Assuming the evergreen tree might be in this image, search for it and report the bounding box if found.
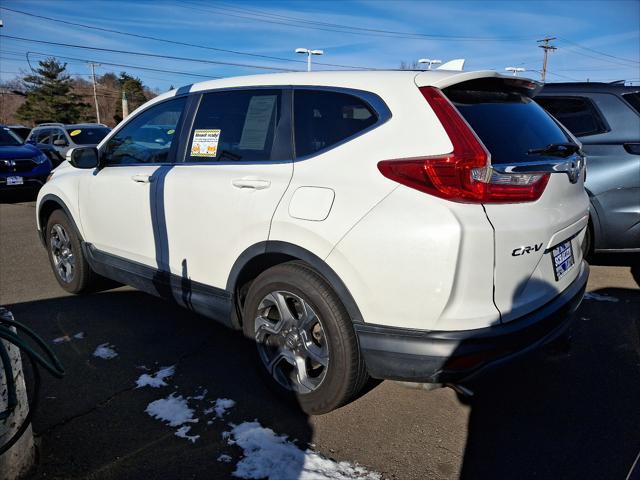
[16,58,90,124]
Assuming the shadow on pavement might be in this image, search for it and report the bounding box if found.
[0,188,39,204]
[459,286,640,480]
[588,252,640,268]
[8,290,312,480]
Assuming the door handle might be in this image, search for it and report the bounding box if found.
[232,178,271,190]
[131,174,152,183]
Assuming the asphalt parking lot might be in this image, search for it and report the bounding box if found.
[1,193,639,480]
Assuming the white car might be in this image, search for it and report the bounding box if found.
[36,70,589,414]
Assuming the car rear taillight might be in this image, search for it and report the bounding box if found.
[377,86,550,203]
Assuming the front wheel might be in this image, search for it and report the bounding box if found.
[45,209,95,293]
[243,262,370,414]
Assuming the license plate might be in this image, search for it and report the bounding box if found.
[551,240,575,281]
[6,176,23,186]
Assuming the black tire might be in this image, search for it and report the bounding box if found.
[45,209,95,294]
[243,261,370,414]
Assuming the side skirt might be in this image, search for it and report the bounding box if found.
[83,243,235,328]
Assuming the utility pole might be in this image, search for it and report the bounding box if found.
[537,37,557,83]
[88,62,101,124]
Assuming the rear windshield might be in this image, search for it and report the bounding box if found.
[67,127,110,145]
[444,82,573,164]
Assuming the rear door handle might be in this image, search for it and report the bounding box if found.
[232,178,271,190]
[131,174,152,183]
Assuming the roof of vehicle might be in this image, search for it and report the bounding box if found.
[137,69,538,115]
[33,123,110,129]
[538,81,640,95]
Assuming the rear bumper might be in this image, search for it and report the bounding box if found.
[356,261,589,383]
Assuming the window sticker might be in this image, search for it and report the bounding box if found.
[190,129,221,157]
[70,129,82,136]
[238,95,276,150]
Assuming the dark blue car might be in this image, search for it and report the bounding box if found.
[0,125,52,190]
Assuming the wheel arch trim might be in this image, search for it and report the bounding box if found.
[227,241,364,324]
[37,194,84,247]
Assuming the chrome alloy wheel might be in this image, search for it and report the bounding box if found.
[49,224,75,283]
[254,291,329,393]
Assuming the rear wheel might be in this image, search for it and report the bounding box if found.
[243,261,370,414]
[45,210,95,293]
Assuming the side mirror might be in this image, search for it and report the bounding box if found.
[53,139,68,147]
[68,147,99,169]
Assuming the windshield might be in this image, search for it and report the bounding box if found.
[444,83,573,164]
[67,127,110,145]
[0,127,24,147]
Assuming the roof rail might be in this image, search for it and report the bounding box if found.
[36,122,64,127]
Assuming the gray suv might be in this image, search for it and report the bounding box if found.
[27,123,111,162]
[536,82,640,255]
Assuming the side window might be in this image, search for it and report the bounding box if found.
[294,90,377,157]
[622,92,640,115]
[103,97,186,165]
[187,89,282,162]
[535,96,608,137]
[34,129,52,144]
[51,129,68,146]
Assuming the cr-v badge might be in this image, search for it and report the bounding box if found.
[512,244,543,256]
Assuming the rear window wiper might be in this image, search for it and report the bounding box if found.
[528,143,580,157]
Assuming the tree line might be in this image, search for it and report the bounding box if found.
[0,58,159,127]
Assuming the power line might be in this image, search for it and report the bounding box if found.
[25,51,219,79]
[557,36,639,65]
[0,6,370,70]
[0,34,297,72]
[560,46,640,68]
[184,1,536,41]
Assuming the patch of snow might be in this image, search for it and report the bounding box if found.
[73,332,85,339]
[190,389,208,401]
[53,335,71,344]
[175,425,200,443]
[214,398,236,418]
[217,453,232,463]
[145,394,198,427]
[136,365,176,388]
[228,421,381,480]
[584,292,619,302]
[93,343,118,359]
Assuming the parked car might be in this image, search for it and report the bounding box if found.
[36,71,589,413]
[535,82,640,254]
[0,125,52,190]
[6,125,31,142]
[27,123,111,162]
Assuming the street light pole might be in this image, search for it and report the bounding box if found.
[505,67,525,76]
[418,58,442,70]
[295,48,324,72]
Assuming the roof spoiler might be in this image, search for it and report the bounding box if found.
[436,59,465,71]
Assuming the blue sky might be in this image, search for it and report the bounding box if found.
[0,0,638,91]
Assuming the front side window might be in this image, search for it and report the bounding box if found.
[33,129,52,144]
[293,90,377,158]
[103,97,186,165]
[187,89,282,162]
[535,96,608,137]
[51,129,68,146]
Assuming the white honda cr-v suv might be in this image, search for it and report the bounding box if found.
[37,70,589,414]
